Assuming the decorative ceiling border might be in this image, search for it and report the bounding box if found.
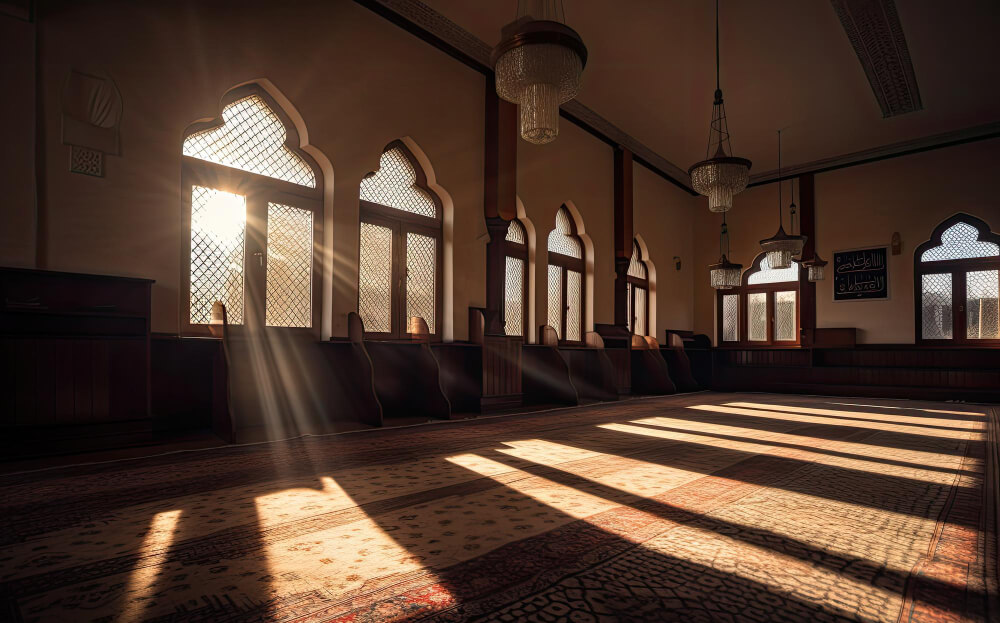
[830,0,922,118]
[748,121,1000,186]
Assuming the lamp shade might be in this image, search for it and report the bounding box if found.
[760,224,807,270]
[689,155,752,213]
[803,253,828,282]
[709,254,743,289]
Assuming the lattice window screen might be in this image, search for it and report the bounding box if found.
[506,220,525,243]
[505,256,525,337]
[183,95,316,188]
[548,209,582,259]
[627,282,634,333]
[921,273,952,340]
[634,286,647,336]
[567,269,582,342]
[265,203,313,328]
[966,270,999,339]
[722,294,739,342]
[775,290,796,341]
[358,222,393,333]
[189,186,246,324]
[748,257,799,284]
[922,222,999,262]
[406,233,437,334]
[548,264,563,338]
[360,147,437,218]
[628,244,647,279]
[748,292,768,341]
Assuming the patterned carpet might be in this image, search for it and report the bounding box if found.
[0,392,995,622]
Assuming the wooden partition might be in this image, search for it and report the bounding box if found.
[151,335,222,433]
[522,326,578,405]
[595,323,631,396]
[559,333,619,402]
[630,335,676,395]
[468,308,522,412]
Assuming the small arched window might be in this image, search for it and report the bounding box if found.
[181,85,322,335]
[627,240,649,336]
[718,254,799,346]
[504,219,529,337]
[547,206,585,343]
[357,141,443,339]
[915,214,1000,343]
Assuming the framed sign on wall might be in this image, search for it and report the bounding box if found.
[833,246,889,301]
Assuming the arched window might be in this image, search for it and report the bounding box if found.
[357,141,443,338]
[181,85,322,335]
[547,206,585,343]
[504,219,529,337]
[718,254,800,346]
[627,240,649,336]
[915,214,1000,344]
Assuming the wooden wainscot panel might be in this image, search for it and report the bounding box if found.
[630,335,676,395]
[522,326,578,406]
[595,323,631,396]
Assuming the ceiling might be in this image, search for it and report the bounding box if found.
[420,0,1000,180]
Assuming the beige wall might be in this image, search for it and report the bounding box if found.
[0,14,36,268]
[694,139,1000,344]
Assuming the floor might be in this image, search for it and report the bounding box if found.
[0,392,994,622]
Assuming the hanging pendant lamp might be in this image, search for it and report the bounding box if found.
[689,0,751,212]
[492,0,587,145]
[803,253,828,282]
[709,213,742,289]
[759,130,806,269]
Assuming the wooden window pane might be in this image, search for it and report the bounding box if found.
[265,203,313,328]
[505,255,525,337]
[921,273,953,340]
[360,147,437,218]
[966,269,999,339]
[189,185,246,325]
[722,294,739,342]
[775,290,796,341]
[358,222,393,333]
[406,232,437,334]
[548,264,563,339]
[748,292,768,341]
[567,269,582,341]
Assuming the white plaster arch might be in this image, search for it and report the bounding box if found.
[633,233,657,339]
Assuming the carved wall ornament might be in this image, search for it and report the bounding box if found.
[62,69,122,176]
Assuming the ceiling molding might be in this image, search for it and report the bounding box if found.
[353,0,695,193]
[748,121,1000,186]
[830,0,922,118]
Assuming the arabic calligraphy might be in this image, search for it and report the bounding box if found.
[834,248,889,300]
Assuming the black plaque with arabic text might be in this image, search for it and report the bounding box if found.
[833,247,889,301]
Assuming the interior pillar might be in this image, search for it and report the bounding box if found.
[483,81,517,336]
[799,173,817,341]
[613,146,634,328]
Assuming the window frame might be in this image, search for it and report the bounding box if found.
[546,207,586,345]
[716,253,801,347]
[914,213,1000,346]
[180,84,323,337]
[627,240,649,336]
[357,141,444,341]
[504,219,529,338]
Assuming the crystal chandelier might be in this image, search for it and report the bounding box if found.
[492,0,587,145]
[759,130,806,269]
[709,213,742,289]
[688,0,751,212]
[803,253,828,281]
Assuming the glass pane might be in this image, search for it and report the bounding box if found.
[921,222,999,262]
[358,222,393,333]
[775,290,797,341]
[189,185,246,325]
[567,269,582,341]
[265,203,313,328]
[626,282,633,333]
[748,292,767,341]
[505,255,525,337]
[748,256,799,284]
[547,209,582,258]
[722,294,739,342]
[634,286,647,336]
[506,220,525,243]
[406,233,437,334]
[921,273,953,340]
[182,95,316,188]
[359,147,436,218]
[966,270,999,339]
[628,243,647,279]
[548,264,563,339]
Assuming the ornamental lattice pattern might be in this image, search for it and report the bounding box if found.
[360,147,437,218]
[921,222,999,262]
[775,290,797,341]
[628,244,647,279]
[634,286,647,336]
[265,203,313,328]
[548,209,582,259]
[506,220,525,244]
[358,222,393,333]
[548,265,563,339]
[921,273,952,340]
[567,269,582,342]
[966,269,999,340]
[748,257,799,284]
[748,292,767,341]
[722,294,739,342]
[189,186,246,325]
[406,233,436,334]
[183,95,316,188]
[505,256,525,337]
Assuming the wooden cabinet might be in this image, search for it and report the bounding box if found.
[0,268,153,457]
